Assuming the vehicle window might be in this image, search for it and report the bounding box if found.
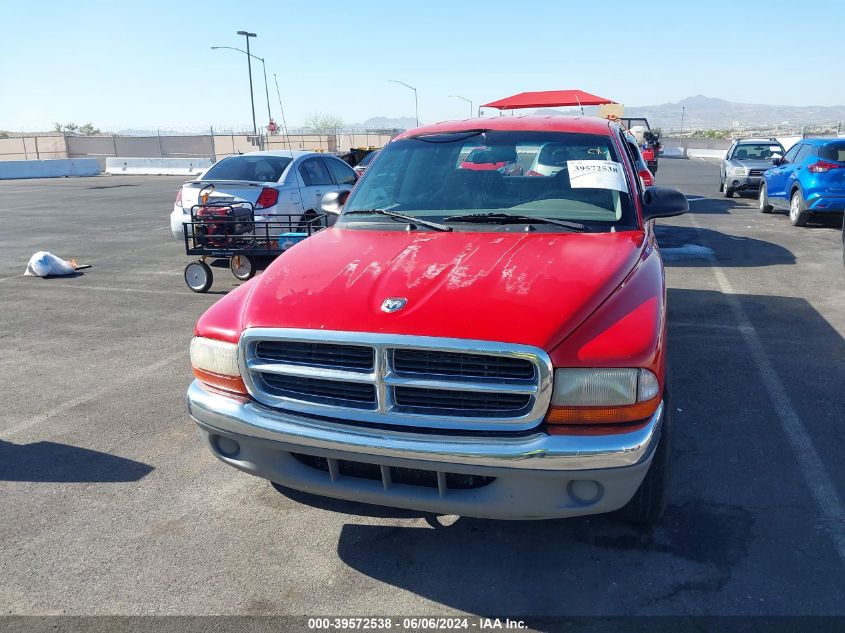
[731,144,784,160]
[781,144,801,164]
[299,158,333,186]
[358,151,378,167]
[794,145,813,163]
[619,133,646,194]
[203,155,291,182]
[342,130,637,231]
[325,157,357,185]
[819,142,845,162]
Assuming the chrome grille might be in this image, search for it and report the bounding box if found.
[392,348,535,380]
[749,169,765,177]
[393,386,532,415]
[240,328,553,431]
[255,341,374,371]
[261,373,376,408]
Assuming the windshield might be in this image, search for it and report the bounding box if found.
[203,155,292,182]
[731,144,783,161]
[342,130,637,231]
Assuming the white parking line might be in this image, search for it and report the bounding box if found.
[688,214,845,564]
[1,351,186,438]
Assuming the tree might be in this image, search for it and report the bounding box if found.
[78,123,101,136]
[303,112,345,134]
[52,122,101,135]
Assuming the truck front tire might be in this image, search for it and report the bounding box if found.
[614,389,673,526]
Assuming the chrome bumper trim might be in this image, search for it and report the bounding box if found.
[187,381,663,471]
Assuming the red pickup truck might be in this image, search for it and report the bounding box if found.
[186,116,688,524]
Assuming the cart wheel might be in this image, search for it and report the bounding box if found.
[184,261,213,293]
[230,255,256,281]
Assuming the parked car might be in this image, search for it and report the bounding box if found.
[758,138,845,226]
[720,138,785,198]
[353,149,379,178]
[186,116,688,524]
[169,150,357,241]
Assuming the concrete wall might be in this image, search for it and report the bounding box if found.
[105,157,214,176]
[0,158,100,179]
[0,135,69,161]
[2,132,397,163]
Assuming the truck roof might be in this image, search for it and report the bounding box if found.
[396,115,614,139]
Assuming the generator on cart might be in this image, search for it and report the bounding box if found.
[192,202,255,247]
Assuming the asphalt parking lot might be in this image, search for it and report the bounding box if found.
[1,160,844,618]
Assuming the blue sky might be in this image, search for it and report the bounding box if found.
[2,0,843,132]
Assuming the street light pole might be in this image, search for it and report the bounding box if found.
[236,30,257,137]
[210,46,272,127]
[388,79,418,127]
[680,106,686,136]
[449,94,473,118]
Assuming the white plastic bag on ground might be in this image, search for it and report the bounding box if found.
[24,251,77,277]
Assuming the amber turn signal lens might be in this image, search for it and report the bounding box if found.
[545,395,661,425]
[192,367,248,395]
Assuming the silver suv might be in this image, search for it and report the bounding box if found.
[720,138,785,198]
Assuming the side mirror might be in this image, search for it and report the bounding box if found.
[321,190,350,215]
[641,186,688,221]
[772,157,781,166]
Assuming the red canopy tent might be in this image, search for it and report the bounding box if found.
[481,90,616,111]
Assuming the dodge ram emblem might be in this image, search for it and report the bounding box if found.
[381,297,407,313]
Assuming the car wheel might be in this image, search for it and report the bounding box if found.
[789,189,809,227]
[614,389,673,526]
[718,178,724,193]
[229,255,256,281]
[184,261,213,293]
[759,182,773,213]
[723,181,734,198]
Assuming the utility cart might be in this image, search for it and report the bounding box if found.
[181,200,325,293]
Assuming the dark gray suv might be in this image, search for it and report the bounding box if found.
[720,138,785,198]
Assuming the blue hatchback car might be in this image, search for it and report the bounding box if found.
[759,138,845,226]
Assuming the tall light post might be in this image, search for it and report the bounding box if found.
[211,45,272,126]
[388,79,418,127]
[449,94,473,118]
[680,106,686,136]
[236,30,257,136]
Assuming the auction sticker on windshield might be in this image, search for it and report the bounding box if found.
[567,160,626,191]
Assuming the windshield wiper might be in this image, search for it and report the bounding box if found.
[343,209,452,232]
[443,212,586,232]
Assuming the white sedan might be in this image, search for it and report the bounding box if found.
[169,150,357,241]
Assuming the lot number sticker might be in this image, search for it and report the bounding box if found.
[567,160,626,191]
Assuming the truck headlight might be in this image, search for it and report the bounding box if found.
[546,368,661,424]
[728,165,748,176]
[190,337,247,395]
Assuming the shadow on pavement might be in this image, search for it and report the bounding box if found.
[683,198,751,215]
[291,288,845,616]
[655,224,795,267]
[0,439,153,482]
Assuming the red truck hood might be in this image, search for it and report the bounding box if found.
[243,228,645,350]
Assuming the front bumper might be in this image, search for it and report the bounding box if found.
[726,174,763,190]
[188,381,663,519]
